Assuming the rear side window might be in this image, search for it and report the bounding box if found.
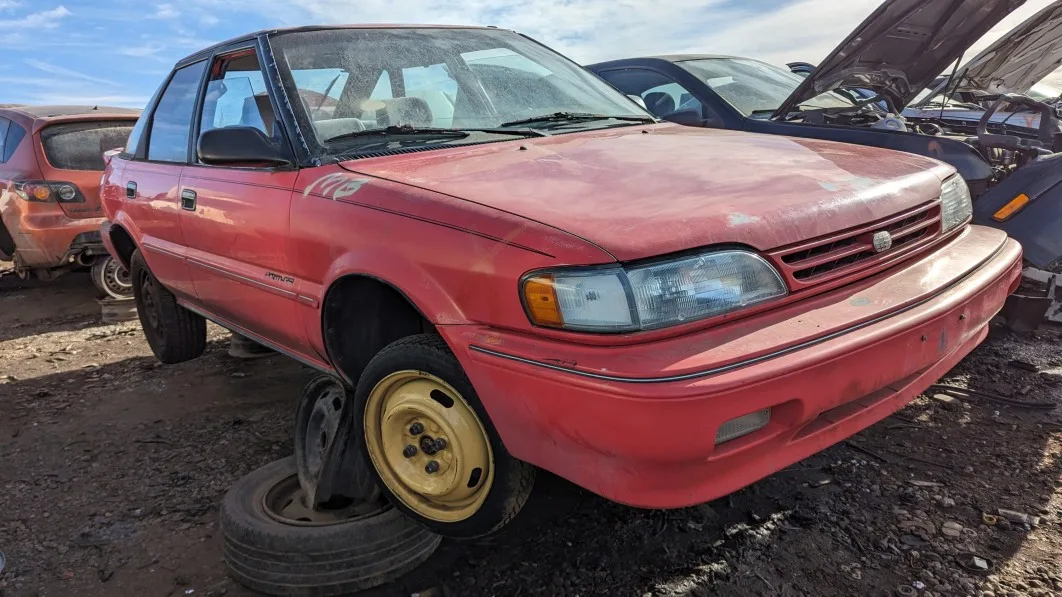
[3,121,25,163]
[40,121,136,171]
[148,60,207,162]
[0,118,9,162]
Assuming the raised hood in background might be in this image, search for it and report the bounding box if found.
[950,0,1062,97]
[773,0,1024,119]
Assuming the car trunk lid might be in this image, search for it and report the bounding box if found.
[338,125,954,262]
[36,119,136,219]
[772,0,1024,118]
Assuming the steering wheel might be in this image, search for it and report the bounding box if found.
[975,94,1059,154]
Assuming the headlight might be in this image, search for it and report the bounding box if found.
[522,250,787,332]
[940,175,972,232]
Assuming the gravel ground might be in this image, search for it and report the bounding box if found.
[0,269,1060,597]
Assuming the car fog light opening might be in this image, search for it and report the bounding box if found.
[715,409,771,445]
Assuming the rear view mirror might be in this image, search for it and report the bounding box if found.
[198,127,291,167]
[661,108,706,127]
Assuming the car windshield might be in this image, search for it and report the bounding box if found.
[676,58,855,117]
[1028,82,1061,102]
[268,28,650,152]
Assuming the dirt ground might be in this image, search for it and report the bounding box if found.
[1,269,1060,597]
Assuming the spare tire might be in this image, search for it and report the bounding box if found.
[220,457,440,596]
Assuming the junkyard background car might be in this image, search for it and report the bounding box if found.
[0,104,139,298]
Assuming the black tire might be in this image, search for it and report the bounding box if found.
[91,255,134,299]
[130,250,206,364]
[220,457,440,596]
[353,334,536,538]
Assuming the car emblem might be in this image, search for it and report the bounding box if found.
[872,231,893,253]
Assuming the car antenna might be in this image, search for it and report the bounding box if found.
[939,51,965,121]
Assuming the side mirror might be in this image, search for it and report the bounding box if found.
[627,94,647,109]
[661,108,706,127]
[198,126,291,167]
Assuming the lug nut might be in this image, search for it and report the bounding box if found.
[425,460,440,474]
[402,445,417,458]
[434,438,447,451]
[409,422,425,436]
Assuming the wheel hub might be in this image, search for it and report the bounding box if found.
[103,259,132,296]
[365,371,494,522]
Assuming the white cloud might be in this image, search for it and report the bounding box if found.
[0,0,21,11]
[25,59,117,86]
[0,5,71,29]
[178,0,1058,69]
[119,43,167,58]
[153,3,179,19]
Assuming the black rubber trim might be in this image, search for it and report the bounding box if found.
[470,240,1008,384]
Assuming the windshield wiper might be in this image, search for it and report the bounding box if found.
[325,124,548,144]
[499,112,655,127]
[325,125,470,144]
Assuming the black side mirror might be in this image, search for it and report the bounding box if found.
[661,108,706,127]
[198,126,291,167]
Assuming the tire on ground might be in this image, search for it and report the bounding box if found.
[353,333,536,538]
[130,250,206,364]
[220,457,440,596]
[91,255,133,299]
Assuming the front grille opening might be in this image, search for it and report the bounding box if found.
[782,237,859,265]
[793,250,876,280]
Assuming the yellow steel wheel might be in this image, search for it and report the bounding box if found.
[363,370,494,522]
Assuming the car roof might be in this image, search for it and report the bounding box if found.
[1,105,141,119]
[587,54,746,69]
[177,24,502,65]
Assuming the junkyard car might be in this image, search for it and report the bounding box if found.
[589,0,1062,271]
[102,24,1022,539]
[0,105,139,298]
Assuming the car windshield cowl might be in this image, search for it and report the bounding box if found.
[499,112,657,128]
[325,124,550,145]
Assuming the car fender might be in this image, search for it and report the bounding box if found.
[973,152,1062,269]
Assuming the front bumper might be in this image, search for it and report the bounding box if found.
[440,226,1023,508]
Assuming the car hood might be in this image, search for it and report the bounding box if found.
[339,125,953,262]
[773,0,1024,119]
[950,0,1062,97]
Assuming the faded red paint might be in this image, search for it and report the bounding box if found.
[0,106,139,273]
[103,116,1021,507]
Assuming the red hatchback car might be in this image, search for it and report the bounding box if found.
[0,105,139,298]
[101,25,1022,538]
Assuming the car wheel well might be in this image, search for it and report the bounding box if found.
[108,225,137,269]
[322,275,434,385]
[0,222,15,258]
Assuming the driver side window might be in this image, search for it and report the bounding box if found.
[199,50,275,140]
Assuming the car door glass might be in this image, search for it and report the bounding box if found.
[597,69,702,119]
[4,122,25,162]
[148,60,208,162]
[199,51,275,141]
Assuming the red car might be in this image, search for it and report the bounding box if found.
[0,105,139,298]
[100,25,1022,539]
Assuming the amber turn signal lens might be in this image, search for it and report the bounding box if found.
[992,194,1030,222]
[523,275,564,327]
[31,185,51,201]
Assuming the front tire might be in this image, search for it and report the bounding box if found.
[130,250,206,364]
[91,255,133,299]
[354,334,535,538]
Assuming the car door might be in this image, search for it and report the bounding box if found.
[177,45,306,354]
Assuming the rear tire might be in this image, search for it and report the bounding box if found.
[221,457,440,596]
[130,250,205,364]
[91,255,133,299]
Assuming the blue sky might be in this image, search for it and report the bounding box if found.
[0,0,1055,109]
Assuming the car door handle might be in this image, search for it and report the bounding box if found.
[126,181,137,199]
[181,189,197,211]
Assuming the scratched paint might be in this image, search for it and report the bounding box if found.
[303,172,369,200]
[727,213,761,226]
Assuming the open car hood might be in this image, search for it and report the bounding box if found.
[773,0,1025,119]
[950,0,1062,97]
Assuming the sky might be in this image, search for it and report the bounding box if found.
[0,0,1058,109]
